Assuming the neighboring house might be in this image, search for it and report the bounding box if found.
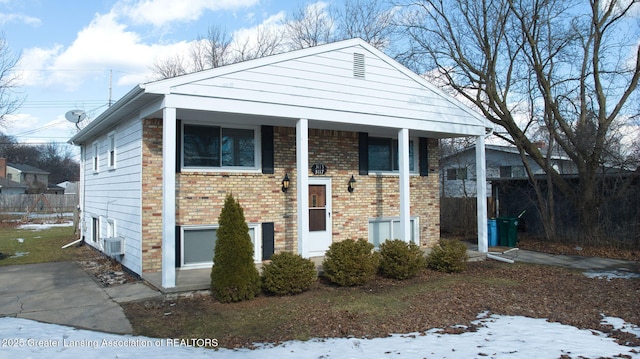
[4,162,50,193]
[440,144,577,198]
[46,184,65,194]
[0,177,27,194]
[57,181,79,195]
[0,158,40,194]
[69,39,491,291]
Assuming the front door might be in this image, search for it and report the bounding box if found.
[307,177,332,256]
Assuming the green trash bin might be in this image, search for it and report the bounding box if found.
[497,217,518,247]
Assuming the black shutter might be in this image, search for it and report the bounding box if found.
[176,120,182,173]
[261,126,275,174]
[359,132,368,175]
[419,137,429,177]
[175,226,181,268]
[262,222,275,260]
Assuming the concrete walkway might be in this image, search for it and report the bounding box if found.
[469,243,640,274]
[0,262,161,334]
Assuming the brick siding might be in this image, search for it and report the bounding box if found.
[140,121,440,272]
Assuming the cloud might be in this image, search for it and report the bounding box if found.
[114,0,259,27]
[0,12,41,26]
[16,11,194,91]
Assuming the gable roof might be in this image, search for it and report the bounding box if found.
[8,163,49,175]
[70,38,490,144]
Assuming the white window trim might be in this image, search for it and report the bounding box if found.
[107,132,116,170]
[367,137,419,176]
[181,122,262,173]
[92,142,99,173]
[180,223,261,269]
[368,216,420,248]
[106,218,116,238]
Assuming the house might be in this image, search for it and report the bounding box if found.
[56,181,79,195]
[441,144,577,198]
[1,160,50,194]
[0,158,29,194]
[69,39,492,291]
[0,177,27,194]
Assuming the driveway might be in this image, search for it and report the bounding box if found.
[0,261,159,334]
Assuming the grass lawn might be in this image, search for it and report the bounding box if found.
[0,222,84,265]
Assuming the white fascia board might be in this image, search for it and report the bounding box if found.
[164,94,486,137]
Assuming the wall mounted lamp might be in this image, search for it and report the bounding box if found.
[348,175,356,193]
[281,173,290,193]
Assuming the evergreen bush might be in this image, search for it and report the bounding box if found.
[378,239,426,280]
[322,238,379,286]
[426,239,468,273]
[210,194,261,302]
[261,252,317,296]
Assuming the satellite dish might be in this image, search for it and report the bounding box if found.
[65,109,86,123]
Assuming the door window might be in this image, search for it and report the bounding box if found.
[309,184,326,232]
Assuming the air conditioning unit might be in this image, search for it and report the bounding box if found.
[103,237,125,256]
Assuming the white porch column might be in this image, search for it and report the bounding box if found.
[398,128,411,242]
[162,107,177,288]
[476,135,488,253]
[296,119,309,257]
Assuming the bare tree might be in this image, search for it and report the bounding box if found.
[150,54,187,80]
[286,3,334,49]
[232,24,285,62]
[333,0,397,49]
[191,25,232,71]
[0,32,23,127]
[398,0,640,243]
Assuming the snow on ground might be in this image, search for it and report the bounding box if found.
[0,313,638,359]
[16,221,73,231]
[584,270,640,280]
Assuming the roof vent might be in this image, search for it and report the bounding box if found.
[353,53,365,79]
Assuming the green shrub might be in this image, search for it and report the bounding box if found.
[322,238,379,286]
[426,239,468,273]
[378,239,426,280]
[261,252,317,296]
[210,194,261,303]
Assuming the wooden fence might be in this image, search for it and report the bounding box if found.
[0,194,79,213]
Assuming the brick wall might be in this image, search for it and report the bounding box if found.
[141,119,164,272]
[140,122,440,272]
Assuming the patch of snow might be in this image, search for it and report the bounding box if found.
[9,252,29,258]
[17,222,73,231]
[602,316,640,338]
[584,270,640,280]
[0,314,638,358]
[13,238,25,243]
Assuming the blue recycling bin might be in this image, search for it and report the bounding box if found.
[487,219,498,247]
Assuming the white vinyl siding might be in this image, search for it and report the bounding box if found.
[165,44,485,136]
[82,117,143,274]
